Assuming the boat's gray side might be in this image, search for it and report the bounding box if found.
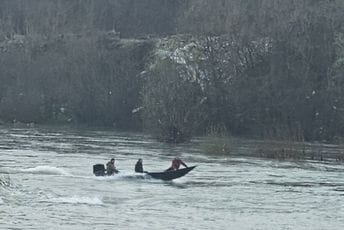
[146,166,196,180]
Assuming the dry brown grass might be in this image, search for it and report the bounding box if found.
[200,135,232,155]
[200,125,232,155]
[255,124,307,160]
[255,140,306,160]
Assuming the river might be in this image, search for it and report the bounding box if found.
[0,126,344,229]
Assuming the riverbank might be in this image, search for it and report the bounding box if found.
[1,30,344,143]
[2,123,344,162]
[199,135,344,162]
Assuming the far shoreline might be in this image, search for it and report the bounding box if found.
[1,123,344,163]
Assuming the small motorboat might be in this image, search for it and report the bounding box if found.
[146,166,196,180]
[93,164,196,180]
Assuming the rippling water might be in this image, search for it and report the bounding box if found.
[1,126,344,229]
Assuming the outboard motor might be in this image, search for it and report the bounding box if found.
[93,164,105,176]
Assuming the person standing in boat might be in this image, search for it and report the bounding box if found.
[106,158,119,175]
[166,157,188,171]
[135,158,144,173]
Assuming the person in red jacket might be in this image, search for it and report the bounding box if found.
[166,157,188,171]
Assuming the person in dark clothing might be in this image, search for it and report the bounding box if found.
[135,158,144,173]
[106,158,119,175]
[166,157,188,171]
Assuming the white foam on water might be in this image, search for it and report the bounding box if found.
[93,171,146,181]
[20,166,70,176]
[49,196,103,205]
[94,174,122,181]
[0,174,11,187]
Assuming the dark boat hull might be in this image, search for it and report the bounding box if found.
[146,166,196,180]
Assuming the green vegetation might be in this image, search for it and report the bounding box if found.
[0,34,153,128]
[1,1,344,143]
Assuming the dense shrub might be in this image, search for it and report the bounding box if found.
[142,58,203,142]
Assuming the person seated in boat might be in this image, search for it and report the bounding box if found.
[166,157,188,171]
[106,158,119,175]
[135,158,144,173]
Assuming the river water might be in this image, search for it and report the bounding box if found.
[0,126,343,230]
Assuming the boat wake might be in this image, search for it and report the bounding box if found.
[94,172,148,181]
[48,195,103,205]
[19,166,70,176]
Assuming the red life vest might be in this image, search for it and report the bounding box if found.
[172,159,181,170]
